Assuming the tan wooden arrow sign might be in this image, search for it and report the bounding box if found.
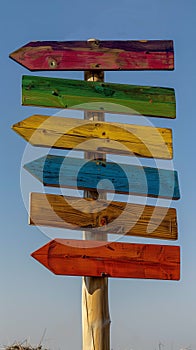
[30,192,178,240]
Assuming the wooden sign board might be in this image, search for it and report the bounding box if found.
[31,239,180,280]
[12,115,173,159]
[22,75,176,118]
[24,155,180,199]
[30,192,178,240]
[10,40,174,71]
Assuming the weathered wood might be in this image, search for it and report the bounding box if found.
[30,192,178,240]
[22,75,176,118]
[31,239,180,280]
[24,155,180,200]
[82,69,110,350]
[9,40,174,71]
[12,115,173,159]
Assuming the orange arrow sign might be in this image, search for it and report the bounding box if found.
[32,239,180,280]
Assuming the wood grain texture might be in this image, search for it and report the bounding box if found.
[82,69,110,350]
[22,75,176,118]
[9,40,174,71]
[24,155,180,200]
[12,115,173,159]
[30,192,178,240]
[31,239,180,280]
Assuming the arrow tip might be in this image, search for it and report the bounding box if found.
[31,242,50,269]
[23,157,46,184]
[31,240,60,274]
[9,44,33,71]
[9,50,17,60]
[12,121,21,131]
[12,120,33,143]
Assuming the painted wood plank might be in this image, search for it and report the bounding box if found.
[30,192,178,240]
[31,239,180,280]
[12,115,173,159]
[24,156,180,199]
[22,75,176,119]
[10,40,174,71]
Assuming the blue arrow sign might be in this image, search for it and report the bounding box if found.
[24,155,180,199]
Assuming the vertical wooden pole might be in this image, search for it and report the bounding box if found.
[82,39,111,350]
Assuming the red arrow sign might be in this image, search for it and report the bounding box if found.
[32,239,180,280]
[9,40,174,71]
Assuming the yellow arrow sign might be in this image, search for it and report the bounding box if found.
[12,115,173,159]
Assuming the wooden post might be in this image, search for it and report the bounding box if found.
[82,39,110,350]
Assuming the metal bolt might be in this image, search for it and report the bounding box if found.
[87,38,100,47]
[48,58,57,69]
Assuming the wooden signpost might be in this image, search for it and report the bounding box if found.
[10,39,180,350]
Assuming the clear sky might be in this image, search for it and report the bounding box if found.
[0,0,196,349]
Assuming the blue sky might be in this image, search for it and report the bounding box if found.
[0,0,196,349]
